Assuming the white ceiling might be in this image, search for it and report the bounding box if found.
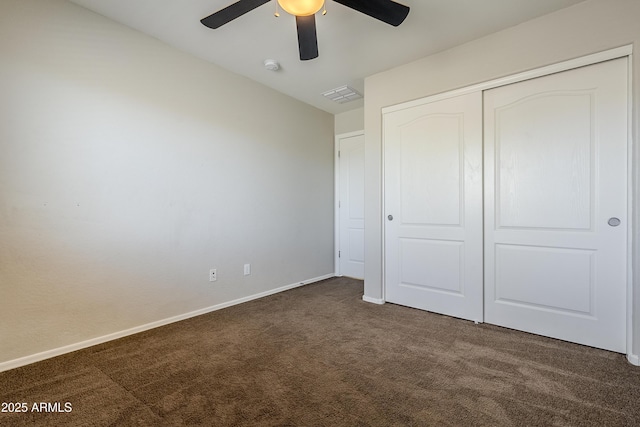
[67,0,586,115]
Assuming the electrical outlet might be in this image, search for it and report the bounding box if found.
[209,268,217,282]
[243,264,251,276]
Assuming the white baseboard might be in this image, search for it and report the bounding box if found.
[362,295,385,305]
[627,352,640,366]
[0,273,335,373]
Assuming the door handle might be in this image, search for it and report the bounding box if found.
[388,215,394,221]
[608,217,621,227]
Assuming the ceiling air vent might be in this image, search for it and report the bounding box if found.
[322,86,363,104]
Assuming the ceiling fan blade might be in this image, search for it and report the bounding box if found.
[296,15,319,61]
[201,0,270,29]
[333,0,409,26]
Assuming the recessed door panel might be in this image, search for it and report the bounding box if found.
[399,239,463,294]
[494,244,594,315]
[348,228,364,263]
[400,115,462,225]
[496,92,593,230]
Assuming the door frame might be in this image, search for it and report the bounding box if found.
[381,45,636,364]
[335,130,365,276]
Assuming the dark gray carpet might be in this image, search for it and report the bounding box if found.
[1,277,639,426]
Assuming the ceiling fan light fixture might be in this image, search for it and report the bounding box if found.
[277,0,324,17]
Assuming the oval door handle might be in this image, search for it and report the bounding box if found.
[388,215,394,221]
[608,217,621,227]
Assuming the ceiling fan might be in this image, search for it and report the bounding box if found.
[201,0,410,61]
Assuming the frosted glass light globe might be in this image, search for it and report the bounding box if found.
[277,0,324,16]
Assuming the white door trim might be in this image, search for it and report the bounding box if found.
[382,45,632,115]
[335,130,365,277]
[626,53,637,366]
[380,45,636,364]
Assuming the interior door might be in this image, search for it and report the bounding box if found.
[484,58,628,352]
[384,92,483,322]
[338,132,365,279]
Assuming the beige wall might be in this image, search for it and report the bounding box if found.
[335,107,364,135]
[0,0,334,367]
[364,0,640,359]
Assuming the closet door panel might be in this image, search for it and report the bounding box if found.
[484,58,628,353]
[384,92,483,322]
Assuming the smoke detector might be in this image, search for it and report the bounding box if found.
[264,59,280,71]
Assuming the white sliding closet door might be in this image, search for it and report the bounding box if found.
[384,92,483,322]
[484,58,628,352]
